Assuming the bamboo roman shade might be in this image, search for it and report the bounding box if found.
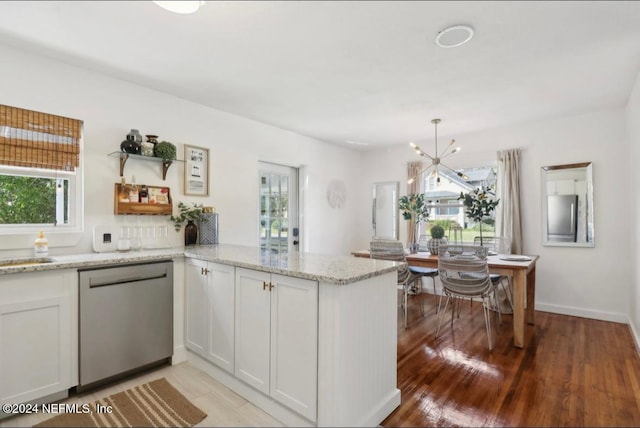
[0,104,82,171]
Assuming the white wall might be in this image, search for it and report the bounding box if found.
[358,109,632,323]
[0,43,361,258]
[1,41,637,332]
[627,70,640,349]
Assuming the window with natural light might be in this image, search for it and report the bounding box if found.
[0,104,83,234]
[420,166,497,241]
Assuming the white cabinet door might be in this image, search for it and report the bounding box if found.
[0,270,76,406]
[234,268,271,395]
[207,263,235,374]
[185,259,235,373]
[234,268,318,421]
[185,258,208,358]
[270,274,318,421]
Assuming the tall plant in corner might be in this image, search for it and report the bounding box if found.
[459,186,500,245]
[398,193,430,253]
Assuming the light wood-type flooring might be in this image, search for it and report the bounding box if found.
[0,362,283,427]
[3,293,640,427]
[382,292,640,427]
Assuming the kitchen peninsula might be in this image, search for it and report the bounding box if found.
[0,245,402,427]
[182,245,402,427]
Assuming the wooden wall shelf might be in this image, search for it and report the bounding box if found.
[114,183,172,215]
[109,152,184,180]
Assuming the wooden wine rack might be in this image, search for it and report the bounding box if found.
[114,183,173,215]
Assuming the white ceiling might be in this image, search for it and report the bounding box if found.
[1,1,640,149]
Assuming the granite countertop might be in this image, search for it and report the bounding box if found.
[184,245,402,285]
[0,248,185,276]
[0,244,401,285]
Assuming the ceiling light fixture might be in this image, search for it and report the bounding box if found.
[344,140,369,146]
[408,118,468,185]
[153,1,205,14]
[435,25,474,48]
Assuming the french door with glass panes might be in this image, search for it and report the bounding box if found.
[259,163,299,255]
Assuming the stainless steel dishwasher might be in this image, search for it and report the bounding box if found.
[78,260,173,391]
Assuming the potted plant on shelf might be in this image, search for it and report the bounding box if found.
[427,224,447,255]
[398,193,430,253]
[154,141,176,161]
[170,202,204,246]
[459,186,500,246]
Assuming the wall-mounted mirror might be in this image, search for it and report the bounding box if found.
[372,181,399,240]
[541,162,594,247]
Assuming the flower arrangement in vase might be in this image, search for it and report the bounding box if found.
[398,193,430,253]
[169,202,205,246]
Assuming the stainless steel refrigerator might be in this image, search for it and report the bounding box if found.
[547,194,578,242]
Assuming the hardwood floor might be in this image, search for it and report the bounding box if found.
[382,293,640,427]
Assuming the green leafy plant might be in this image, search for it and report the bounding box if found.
[169,202,204,232]
[399,193,430,223]
[154,141,176,160]
[398,193,430,245]
[459,186,500,244]
[430,224,445,239]
[0,176,57,224]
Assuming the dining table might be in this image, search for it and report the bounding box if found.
[352,250,539,348]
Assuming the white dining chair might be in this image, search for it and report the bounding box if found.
[370,239,437,327]
[435,244,501,351]
[474,236,513,313]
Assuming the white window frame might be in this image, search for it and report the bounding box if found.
[0,164,83,236]
[418,164,499,236]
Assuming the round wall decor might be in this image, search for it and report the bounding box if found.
[327,179,347,209]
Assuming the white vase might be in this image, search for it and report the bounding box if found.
[428,237,447,255]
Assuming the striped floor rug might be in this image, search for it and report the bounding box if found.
[35,378,206,427]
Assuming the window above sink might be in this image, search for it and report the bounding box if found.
[0,104,84,236]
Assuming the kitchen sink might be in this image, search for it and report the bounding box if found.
[0,257,54,267]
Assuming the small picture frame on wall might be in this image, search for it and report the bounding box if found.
[184,144,209,196]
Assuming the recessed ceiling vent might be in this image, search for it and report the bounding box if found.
[435,25,474,48]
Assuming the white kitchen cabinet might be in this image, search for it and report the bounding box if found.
[206,262,235,373]
[0,269,77,407]
[185,259,208,358]
[235,267,318,422]
[234,268,271,393]
[185,258,235,374]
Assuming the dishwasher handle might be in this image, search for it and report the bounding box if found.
[89,272,168,288]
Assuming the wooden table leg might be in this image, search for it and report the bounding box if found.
[512,269,525,348]
[526,265,536,325]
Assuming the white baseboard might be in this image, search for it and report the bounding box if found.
[187,351,313,427]
[628,317,640,357]
[172,345,187,364]
[356,389,401,427]
[535,302,627,324]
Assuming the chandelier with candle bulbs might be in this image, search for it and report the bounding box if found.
[408,118,468,184]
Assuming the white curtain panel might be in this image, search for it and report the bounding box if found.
[497,149,523,254]
[406,161,423,245]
